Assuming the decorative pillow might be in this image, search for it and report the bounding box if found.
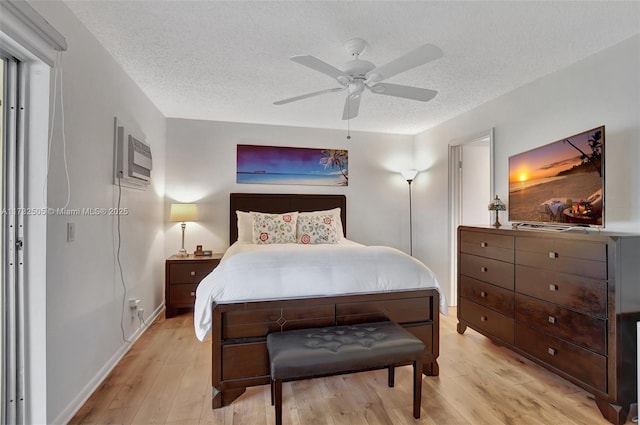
[297,208,344,241]
[251,211,298,244]
[236,210,253,243]
[296,213,339,244]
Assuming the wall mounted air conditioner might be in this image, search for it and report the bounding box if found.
[113,117,152,189]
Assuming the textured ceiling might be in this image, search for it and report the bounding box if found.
[62,1,639,135]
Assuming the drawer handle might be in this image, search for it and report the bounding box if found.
[548,316,556,324]
[480,242,488,248]
[190,271,196,276]
[547,347,556,356]
[549,251,558,259]
[480,267,488,272]
[480,316,488,322]
[190,291,196,297]
[480,291,487,298]
[549,284,558,291]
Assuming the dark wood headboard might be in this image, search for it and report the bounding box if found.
[229,193,347,244]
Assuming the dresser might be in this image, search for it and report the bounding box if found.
[165,254,221,318]
[457,225,640,425]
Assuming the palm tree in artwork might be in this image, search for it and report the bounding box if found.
[319,149,348,183]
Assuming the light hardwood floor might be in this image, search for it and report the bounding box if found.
[70,308,623,425]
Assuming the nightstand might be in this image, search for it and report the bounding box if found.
[165,254,222,318]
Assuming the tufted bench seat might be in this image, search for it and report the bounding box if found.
[267,321,425,425]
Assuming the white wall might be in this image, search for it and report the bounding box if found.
[414,34,640,302]
[29,2,167,423]
[165,119,414,256]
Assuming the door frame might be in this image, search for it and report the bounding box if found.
[448,128,494,306]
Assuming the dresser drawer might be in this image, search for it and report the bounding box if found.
[169,261,217,284]
[459,298,514,344]
[515,323,606,393]
[169,283,198,305]
[460,276,514,317]
[515,250,606,280]
[460,230,514,262]
[516,236,606,262]
[460,253,514,290]
[515,294,606,354]
[516,265,606,317]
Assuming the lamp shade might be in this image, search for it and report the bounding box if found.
[487,195,506,211]
[170,203,198,222]
[401,169,418,181]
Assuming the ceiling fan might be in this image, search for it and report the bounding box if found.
[274,38,443,120]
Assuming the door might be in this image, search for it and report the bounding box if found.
[449,130,494,305]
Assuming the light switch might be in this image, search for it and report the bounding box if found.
[67,222,75,242]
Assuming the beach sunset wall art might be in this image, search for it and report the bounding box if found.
[237,145,348,186]
[508,126,604,226]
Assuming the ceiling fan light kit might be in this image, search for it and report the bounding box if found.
[274,38,443,120]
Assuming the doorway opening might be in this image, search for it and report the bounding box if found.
[448,129,494,305]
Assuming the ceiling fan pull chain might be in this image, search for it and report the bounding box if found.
[347,101,351,140]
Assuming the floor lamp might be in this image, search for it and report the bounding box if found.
[401,170,418,256]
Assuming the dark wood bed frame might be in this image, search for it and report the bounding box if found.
[210,193,440,408]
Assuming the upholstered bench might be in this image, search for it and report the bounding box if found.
[267,321,425,425]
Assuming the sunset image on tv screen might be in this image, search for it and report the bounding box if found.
[508,126,604,226]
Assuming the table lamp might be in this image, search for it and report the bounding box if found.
[170,203,198,257]
[488,195,506,228]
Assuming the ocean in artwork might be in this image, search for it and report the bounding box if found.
[237,145,348,186]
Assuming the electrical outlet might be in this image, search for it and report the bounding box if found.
[137,308,144,320]
[129,298,141,318]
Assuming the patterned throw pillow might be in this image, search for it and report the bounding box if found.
[296,213,339,244]
[251,212,298,244]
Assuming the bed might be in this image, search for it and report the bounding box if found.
[196,193,443,409]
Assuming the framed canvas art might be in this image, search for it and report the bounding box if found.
[237,145,348,186]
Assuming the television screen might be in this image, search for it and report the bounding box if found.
[508,126,604,227]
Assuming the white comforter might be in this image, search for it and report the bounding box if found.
[194,240,446,341]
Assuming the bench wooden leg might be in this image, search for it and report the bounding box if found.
[274,379,283,425]
[413,359,422,419]
[270,379,274,406]
[387,365,395,387]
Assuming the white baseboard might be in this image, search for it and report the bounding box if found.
[51,303,164,425]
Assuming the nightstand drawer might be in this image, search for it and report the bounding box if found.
[166,255,222,318]
[169,262,217,283]
[170,283,198,305]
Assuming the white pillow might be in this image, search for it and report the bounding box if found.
[298,208,344,240]
[236,210,253,243]
[296,213,340,244]
[252,211,298,244]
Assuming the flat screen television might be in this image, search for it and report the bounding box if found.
[508,126,604,227]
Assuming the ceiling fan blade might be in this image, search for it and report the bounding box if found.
[369,83,438,102]
[273,87,346,105]
[366,44,443,82]
[342,94,361,120]
[290,55,350,81]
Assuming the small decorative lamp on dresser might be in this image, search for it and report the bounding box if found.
[165,253,222,318]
